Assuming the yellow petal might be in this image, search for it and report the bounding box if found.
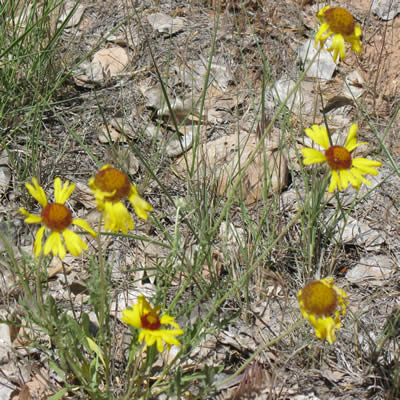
[300,148,327,165]
[329,33,345,62]
[25,178,48,207]
[72,219,97,238]
[315,23,331,46]
[143,331,156,348]
[328,170,340,192]
[54,178,75,204]
[304,125,330,150]
[63,229,88,256]
[128,186,153,220]
[103,201,134,233]
[344,124,358,150]
[138,330,146,344]
[352,158,382,175]
[313,316,337,344]
[350,36,362,54]
[160,314,181,329]
[156,337,164,353]
[44,232,66,259]
[338,169,352,190]
[345,169,361,189]
[349,168,372,186]
[34,226,46,258]
[317,5,330,21]
[20,208,43,224]
[121,307,142,329]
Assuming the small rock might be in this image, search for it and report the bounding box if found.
[346,255,394,285]
[372,0,400,20]
[298,39,336,80]
[69,280,87,295]
[0,325,11,351]
[143,124,161,139]
[335,216,385,250]
[166,131,193,157]
[0,166,11,195]
[269,77,320,116]
[58,1,86,28]
[343,70,364,99]
[140,86,164,109]
[147,12,185,35]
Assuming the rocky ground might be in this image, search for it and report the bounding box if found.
[0,0,400,398]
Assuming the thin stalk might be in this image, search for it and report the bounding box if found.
[95,215,111,386]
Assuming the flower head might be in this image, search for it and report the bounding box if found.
[121,295,184,353]
[301,124,382,192]
[19,178,96,259]
[315,6,362,62]
[298,278,347,344]
[89,165,153,233]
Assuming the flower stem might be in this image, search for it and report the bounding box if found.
[95,215,111,385]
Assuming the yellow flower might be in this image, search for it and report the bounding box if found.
[19,178,96,259]
[298,278,347,344]
[89,165,153,233]
[301,124,382,193]
[315,6,362,62]
[121,295,184,353]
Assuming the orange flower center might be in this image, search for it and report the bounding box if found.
[94,167,131,201]
[323,7,355,36]
[141,311,161,330]
[41,203,73,232]
[325,146,352,170]
[301,281,337,316]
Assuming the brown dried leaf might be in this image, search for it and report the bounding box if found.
[17,384,31,400]
[98,124,121,143]
[72,182,96,209]
[89,47,129,82]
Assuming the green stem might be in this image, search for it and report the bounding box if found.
[123,344,146,400]
[209,47,322,240]
[151,194,310,393]
[95,216,110,386]
[35,253,47,320]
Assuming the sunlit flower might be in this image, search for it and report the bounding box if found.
[298,278,347,344]
[301,124,382,192]
[121,295,184,353]
[315,6,362,62]
[89,165,153,233]
[19,178,96,259]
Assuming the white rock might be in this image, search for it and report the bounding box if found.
[298,39,336,80]
[147,13,185,35]
[166,131,193,157]
[346,255,394,285]
[372,0,400,20]
[343,70,364,99]
[335,216,385,250]
[0,166,10,195]
[269,77,318,116]
[0,378,13,400]
[58,1,86,28]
